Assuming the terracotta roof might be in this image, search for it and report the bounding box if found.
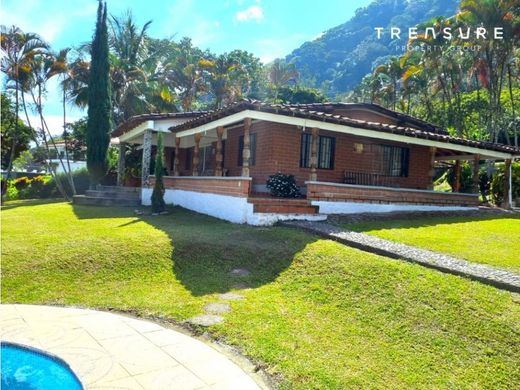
[112,111,207,137]
[170,100,520,156]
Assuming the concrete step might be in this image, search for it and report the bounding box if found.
[97,185,141,193]
[248,197,310,206]
[253,204,319,214]
[85,190,140,200]
[73,195,140,207]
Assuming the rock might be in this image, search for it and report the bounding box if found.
[187,314,223,326]
[219,292,244,301]
[230,268,250,277]
[203,303,231,314]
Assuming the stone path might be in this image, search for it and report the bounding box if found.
[187,269,247,327]
[283,221,520,293]
[1,304,264,389]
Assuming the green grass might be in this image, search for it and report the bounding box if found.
[340,215,520,274]
[2,200,520,389]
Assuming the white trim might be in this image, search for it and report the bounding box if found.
[305,180,478,197]
[118,120,154,142]
[174,110,515,159]
[311,201,479,214]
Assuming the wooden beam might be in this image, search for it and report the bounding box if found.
[174,137,180,176]
[472,154,480,194]
[309,128,319,181]
[215,126,224,176]
[192,133,201,176]
[241,118,252,177]
[454,160,461,193]
[428,147,437,190]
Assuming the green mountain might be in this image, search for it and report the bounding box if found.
[285,0,459,95]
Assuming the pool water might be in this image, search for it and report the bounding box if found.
[1,342,83,390]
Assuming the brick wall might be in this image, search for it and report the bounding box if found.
[148,176,251,197]
[306,182,479,207]
[223,121,432,190]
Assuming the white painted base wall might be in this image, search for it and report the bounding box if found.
[311,200,479,214]
[141,188,327,226]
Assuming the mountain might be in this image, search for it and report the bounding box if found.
[285,0,459,95]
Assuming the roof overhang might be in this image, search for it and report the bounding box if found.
[173,109,517,160]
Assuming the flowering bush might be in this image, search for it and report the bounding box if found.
[266,173,301,198]
[13,176,31,190]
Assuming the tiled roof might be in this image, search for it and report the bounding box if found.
[170,100,520,156]
[112,111,207,137]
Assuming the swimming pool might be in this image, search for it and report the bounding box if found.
[1,342,83,390]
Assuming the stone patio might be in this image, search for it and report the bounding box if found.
[1,304,265,389]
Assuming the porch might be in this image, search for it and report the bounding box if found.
[113,102,517,225]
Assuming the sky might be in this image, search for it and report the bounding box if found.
[1,0,372,133]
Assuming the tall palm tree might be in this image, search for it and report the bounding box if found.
[266,59,299,100]
[203,53,245,109]
[0,25,47,193]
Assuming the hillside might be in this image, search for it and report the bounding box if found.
[285,0,459,95]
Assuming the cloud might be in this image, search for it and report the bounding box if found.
[255,34,307,64]
[235,5,264,23]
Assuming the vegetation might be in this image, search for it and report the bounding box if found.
[341,215,520,273]
[2,201,519,389]
[86,1,112,187]
[151,133,166,214]
[266,173,302,198]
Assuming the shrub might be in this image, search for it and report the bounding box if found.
[13,176,32,191]
[151,133,166,213]
[266,173,301,198]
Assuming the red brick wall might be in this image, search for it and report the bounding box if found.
[307,182,479,207]
[148,176,251,197]
[223,121,432,190]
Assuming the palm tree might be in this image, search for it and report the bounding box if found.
[0,25,47,194]
[162,38,206,111]
[374,57,403,111]
[202,53,244,108]
[266,59,299,100]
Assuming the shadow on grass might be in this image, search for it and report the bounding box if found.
[72,204,316,296]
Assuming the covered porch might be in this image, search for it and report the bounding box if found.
[113,104,517,225]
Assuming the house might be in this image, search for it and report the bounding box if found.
[112,100,519,225]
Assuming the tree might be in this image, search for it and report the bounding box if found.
[266,59,299,100]
[275,86,327,104]
[151,133,166,214]
[0,25,47,192]
[86,1,112,186]
[0,94,33,170]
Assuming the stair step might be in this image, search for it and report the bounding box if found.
[85,190,140,199]
[73,195,140,207]
[248,197,309,206]
[97,185,141,193]
[253,205,318,214]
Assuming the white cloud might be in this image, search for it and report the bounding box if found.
[235,5,264,23]
[256,34,307,64]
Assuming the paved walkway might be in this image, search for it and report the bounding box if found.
[283,221,520,293]
[1,304,264,390]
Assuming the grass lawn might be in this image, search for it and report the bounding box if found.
[339,215,520,274]
[2,200,520,389]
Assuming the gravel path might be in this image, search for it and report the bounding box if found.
[283,221,520,293]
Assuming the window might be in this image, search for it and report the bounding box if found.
[185,148,192,170]
[381,145,409,177]
[300,133,335,169]
[238,133,256,166]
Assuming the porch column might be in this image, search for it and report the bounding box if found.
[471,154,480,194]
[192,133,201,176]
[241,118,252,177]
[141,129,152,186]
[309,127,319,181]
[427,147,436,190]
[215,126,224,176]
[503,158,512,209]
[117,142,126,186]
[173,137,180,176]
[453,160,461,192]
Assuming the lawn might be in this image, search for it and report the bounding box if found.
[2,201,520,389]
[339,215,520,274]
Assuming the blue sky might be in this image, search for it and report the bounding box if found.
[2,0,372,132]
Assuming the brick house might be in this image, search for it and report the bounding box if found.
[112,100,519,225]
